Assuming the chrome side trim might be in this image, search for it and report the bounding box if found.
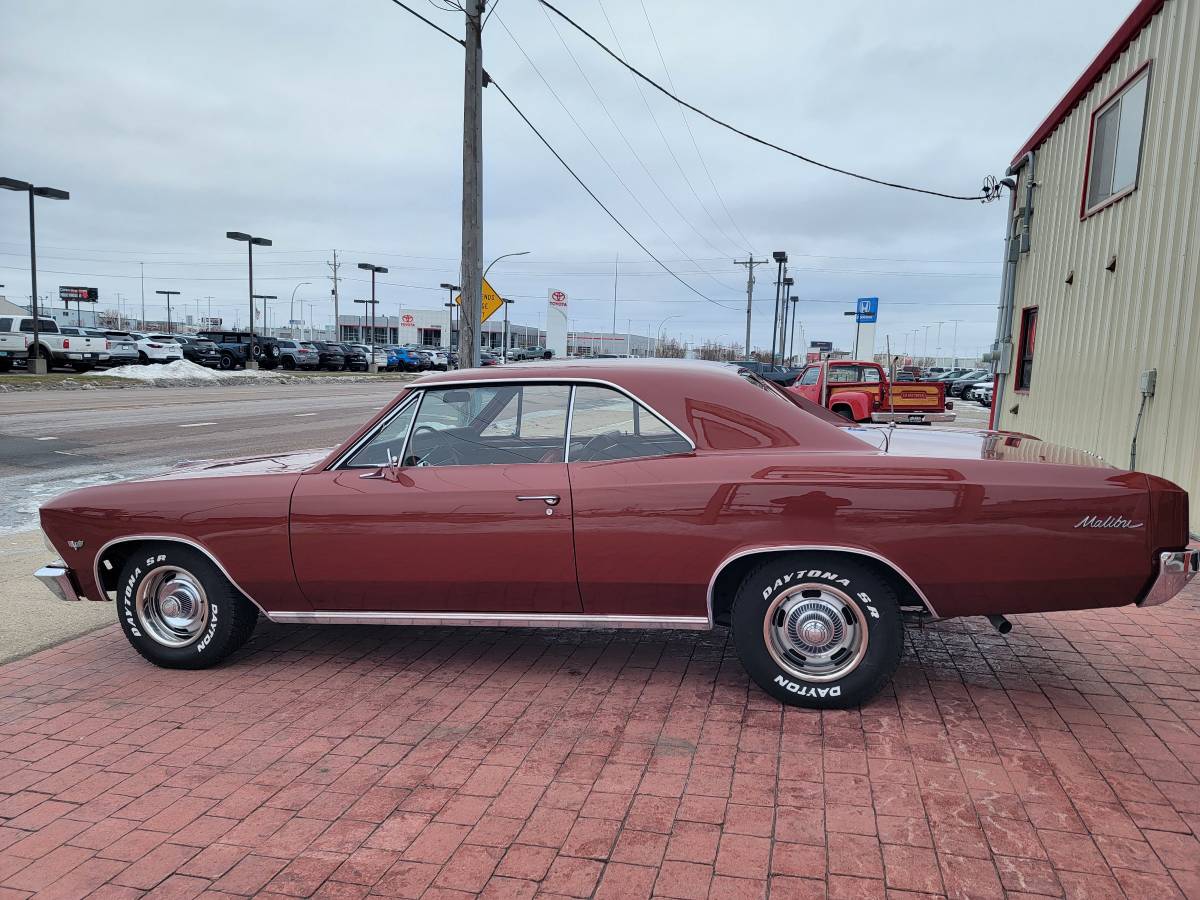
[265,610,711,629]
[564,384,577,463]
[1138,549,1199,607]
[35,561,83,602]
[92,535,270,616]
[706,544,940,621]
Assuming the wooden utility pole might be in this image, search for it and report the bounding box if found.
[734,256,766,357]
[459,0,485,368]
[327,250,341,342]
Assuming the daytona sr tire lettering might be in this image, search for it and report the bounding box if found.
[732,553,904,709]
[115,542,258,669]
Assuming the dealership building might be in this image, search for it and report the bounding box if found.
[992,0,1200,534]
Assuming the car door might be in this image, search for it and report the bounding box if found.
[794,365,821,403]
[290,382,582,614]
[563,384,702,617]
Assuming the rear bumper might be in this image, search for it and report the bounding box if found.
[1139,549,1200,607]
[35,560,85,602]
[871,411,956,424]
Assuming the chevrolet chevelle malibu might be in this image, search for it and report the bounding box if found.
[36,360,1198,707]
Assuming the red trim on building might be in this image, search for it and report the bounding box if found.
[1009,0,1164,167]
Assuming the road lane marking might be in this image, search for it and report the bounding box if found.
[36,437,58,441]
[178,422,217,428]
[294,413,318,417]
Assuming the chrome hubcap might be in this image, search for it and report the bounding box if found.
[135,567,209,648]
[764,584,868,683]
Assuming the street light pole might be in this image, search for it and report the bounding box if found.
[155,290,180,332]
[1,177,69,374]
[290,282,312,331]
[654,314,682,357]
[226,232,272,369]
[502,298,514,362]
[357,263,388,373]
[788,296,799,363]
[439,282,461,354]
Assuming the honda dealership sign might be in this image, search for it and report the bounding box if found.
[546,289,568,358]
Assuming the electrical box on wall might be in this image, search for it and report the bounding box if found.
[1140,368,1157,397]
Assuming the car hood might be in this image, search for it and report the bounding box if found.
[847,425,1113,468]
[145,448,331,480]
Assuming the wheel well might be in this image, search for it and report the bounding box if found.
[709,548,931,626]
[95,539,147,595]
[830,403,856,419]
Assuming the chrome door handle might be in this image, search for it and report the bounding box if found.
[516,495,560,506]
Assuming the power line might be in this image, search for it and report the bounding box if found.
[496,13,738,293]
[592,0,745,257]
[637,0,754,252]
[538,0,988,202]
[490,80,734,310]
[386,0,464,45]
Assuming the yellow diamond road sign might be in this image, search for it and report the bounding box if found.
[455,279,503,324]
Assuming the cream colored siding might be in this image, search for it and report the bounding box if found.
[998,0,1200,535]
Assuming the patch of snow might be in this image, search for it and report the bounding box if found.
[91,360,268,382]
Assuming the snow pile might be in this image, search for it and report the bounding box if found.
[92,360,267,382]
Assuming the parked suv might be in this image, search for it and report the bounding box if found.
[337,343,369,372]
[386,346,424,372]
[98,330,140,366]
[196,331,282,370]
[128,332,185,365]
[274,339,320,370]
[171,335,221,368]
[309,341,347,371]
[508,346,554,362]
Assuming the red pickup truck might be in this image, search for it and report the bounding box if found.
[787,359,955,425]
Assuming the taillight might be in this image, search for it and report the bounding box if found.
[147,343,163,348]
[106,340,112,350]
[62,338,69,349]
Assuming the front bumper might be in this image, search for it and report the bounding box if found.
[1139,549,1200,607]
[871,411,957,424]
[35,560,85,602]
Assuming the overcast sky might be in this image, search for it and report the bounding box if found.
[1,0,1134,357]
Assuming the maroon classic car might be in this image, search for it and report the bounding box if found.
[36,360,1197,708]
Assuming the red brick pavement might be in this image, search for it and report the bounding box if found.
[3,583,1200,899]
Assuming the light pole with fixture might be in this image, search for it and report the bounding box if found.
[155,289,180,333]
[226,231,272,369]
[502,297,515,361]
[439,282,460,353]
[1,177,69,373]
[654,314,682,357]
[357,264,387,373]
[289,282,312,331]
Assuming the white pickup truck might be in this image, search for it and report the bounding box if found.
[0,315,110,372]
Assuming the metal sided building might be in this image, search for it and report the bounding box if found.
[992,0,1200,535]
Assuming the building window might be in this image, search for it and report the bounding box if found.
[1083,66,1150,214]
[1015,307,1038,391]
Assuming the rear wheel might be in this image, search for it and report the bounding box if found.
[116,543,258,669]
[732,554,903,709]
[218,353,236,370]
[832,405,856,422]
[0,359,11,373]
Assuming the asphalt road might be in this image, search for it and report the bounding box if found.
[0,380,409,533]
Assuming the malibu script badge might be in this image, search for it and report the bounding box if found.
[1075,515,1144,529]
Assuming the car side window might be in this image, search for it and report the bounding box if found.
[344,400,419,468]
[569,385,691,462]
[799,367,820,386]
[404,384,570,468]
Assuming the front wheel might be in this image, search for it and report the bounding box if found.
[732,554,903,709]
[218,353,237,370]
[117,543,258,669]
